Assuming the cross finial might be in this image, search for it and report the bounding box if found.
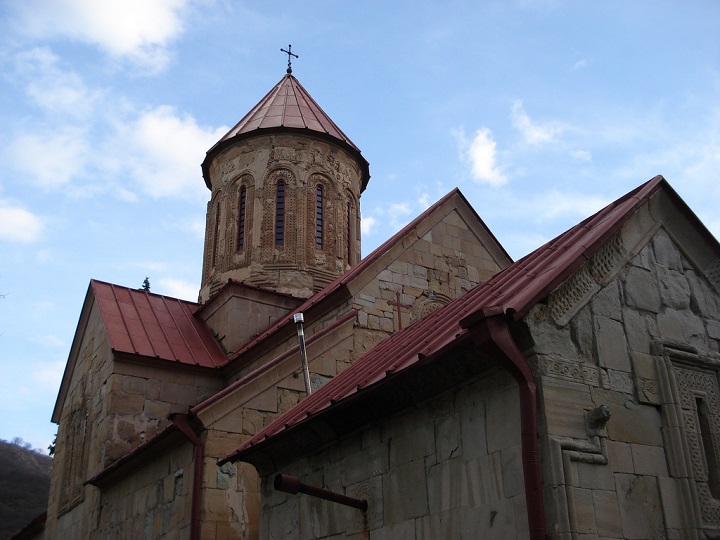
[280,44,299,74]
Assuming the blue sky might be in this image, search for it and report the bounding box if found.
[1,1,719,451]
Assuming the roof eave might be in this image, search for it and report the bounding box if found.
[201,127,370,192]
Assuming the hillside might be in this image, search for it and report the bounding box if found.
[0,440,51,539]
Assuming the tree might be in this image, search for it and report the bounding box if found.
[141,277,151,292]
[48,433,56,457]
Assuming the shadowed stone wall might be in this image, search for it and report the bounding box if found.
[527,228,720,539]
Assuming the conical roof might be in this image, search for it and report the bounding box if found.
[202,74,369,189]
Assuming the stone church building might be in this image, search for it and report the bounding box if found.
[15,71,720,540]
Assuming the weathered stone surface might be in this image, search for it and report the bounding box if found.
[500,444,524,498]
[461,500,518,540]
[615,474,664,539]
[434,412,461,462]
[687,269,720,318]
[592,281,622,320]
[657,266,691,310]
[570,306,594,359]
[459,396,487,460]
[591,388,663,446]
[465,454,504,506]
[389,425,434,467]
[592,490,623,538]
[577,461,614,491]
[653,233,683,271]
[486,386,520,453]
[631,443,668,476]
[632,351,662,405]
[607,369,633,394]
[541,377,592,439]
[571,487,597,534]
[622,307,651,355]
[624,266,661,313]
[427,458,469,513]
[594,316,632,372]
[657,308,706,349]
[527,307,580,359]
[383,459,429,524]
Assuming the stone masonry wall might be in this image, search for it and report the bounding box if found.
[45,303,112,539]
[257,368,528,540]
[195,315,358,540]
[526,229,720,539]
[89,443,195,539]
[101,364,222,467]
[351,207,508,359]
[45,302,223,539]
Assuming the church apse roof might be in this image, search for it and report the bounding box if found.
[203,74,369,190]
[91,280,226,368]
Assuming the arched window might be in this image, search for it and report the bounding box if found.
[237,186,246,251]
[211,201,221,267]
[347,201,353,264]
[315,184,324,249]
[275,180,285,246]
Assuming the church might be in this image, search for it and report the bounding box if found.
[15,66,720,540]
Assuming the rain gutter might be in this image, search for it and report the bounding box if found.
[171,413,203,540]
[460,306,547,540]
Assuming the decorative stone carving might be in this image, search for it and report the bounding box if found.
[673,364,720,525]
[548,408,610,536]
[590,233,626,283]
[538,356,609,389]
[549,232,627,326]
[653,342,720,531]
[413,291,450,322]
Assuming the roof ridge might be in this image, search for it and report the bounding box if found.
[222,187,468,365]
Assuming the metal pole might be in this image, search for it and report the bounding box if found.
[274,474,368,511]
[293,313,312,396]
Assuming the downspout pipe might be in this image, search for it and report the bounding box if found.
[172,413,203,540]
[460,307,547,540]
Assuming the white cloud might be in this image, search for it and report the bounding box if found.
[12,0,191,73]
[0,202,44,243]
[532,190,610,221]
[511,100,565,146]
[571,150,592,162]
[13,47,100,116]
[389,203,411,216]
[454,127,507,187]
[5,128,89,189]
[121,106,227,200]
[157,278,198,301]
[361,215,377,235]
[573,59,588,70]
[418,193,432,209]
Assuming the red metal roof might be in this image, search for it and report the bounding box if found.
[203,74,370,190]
[91,280,226,368]
[224,176,676,462]
[221,188,507,367]
[219,74,360,151]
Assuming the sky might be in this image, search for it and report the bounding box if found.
[1,0,719,452]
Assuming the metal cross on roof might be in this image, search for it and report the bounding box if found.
[280,44,299,74]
